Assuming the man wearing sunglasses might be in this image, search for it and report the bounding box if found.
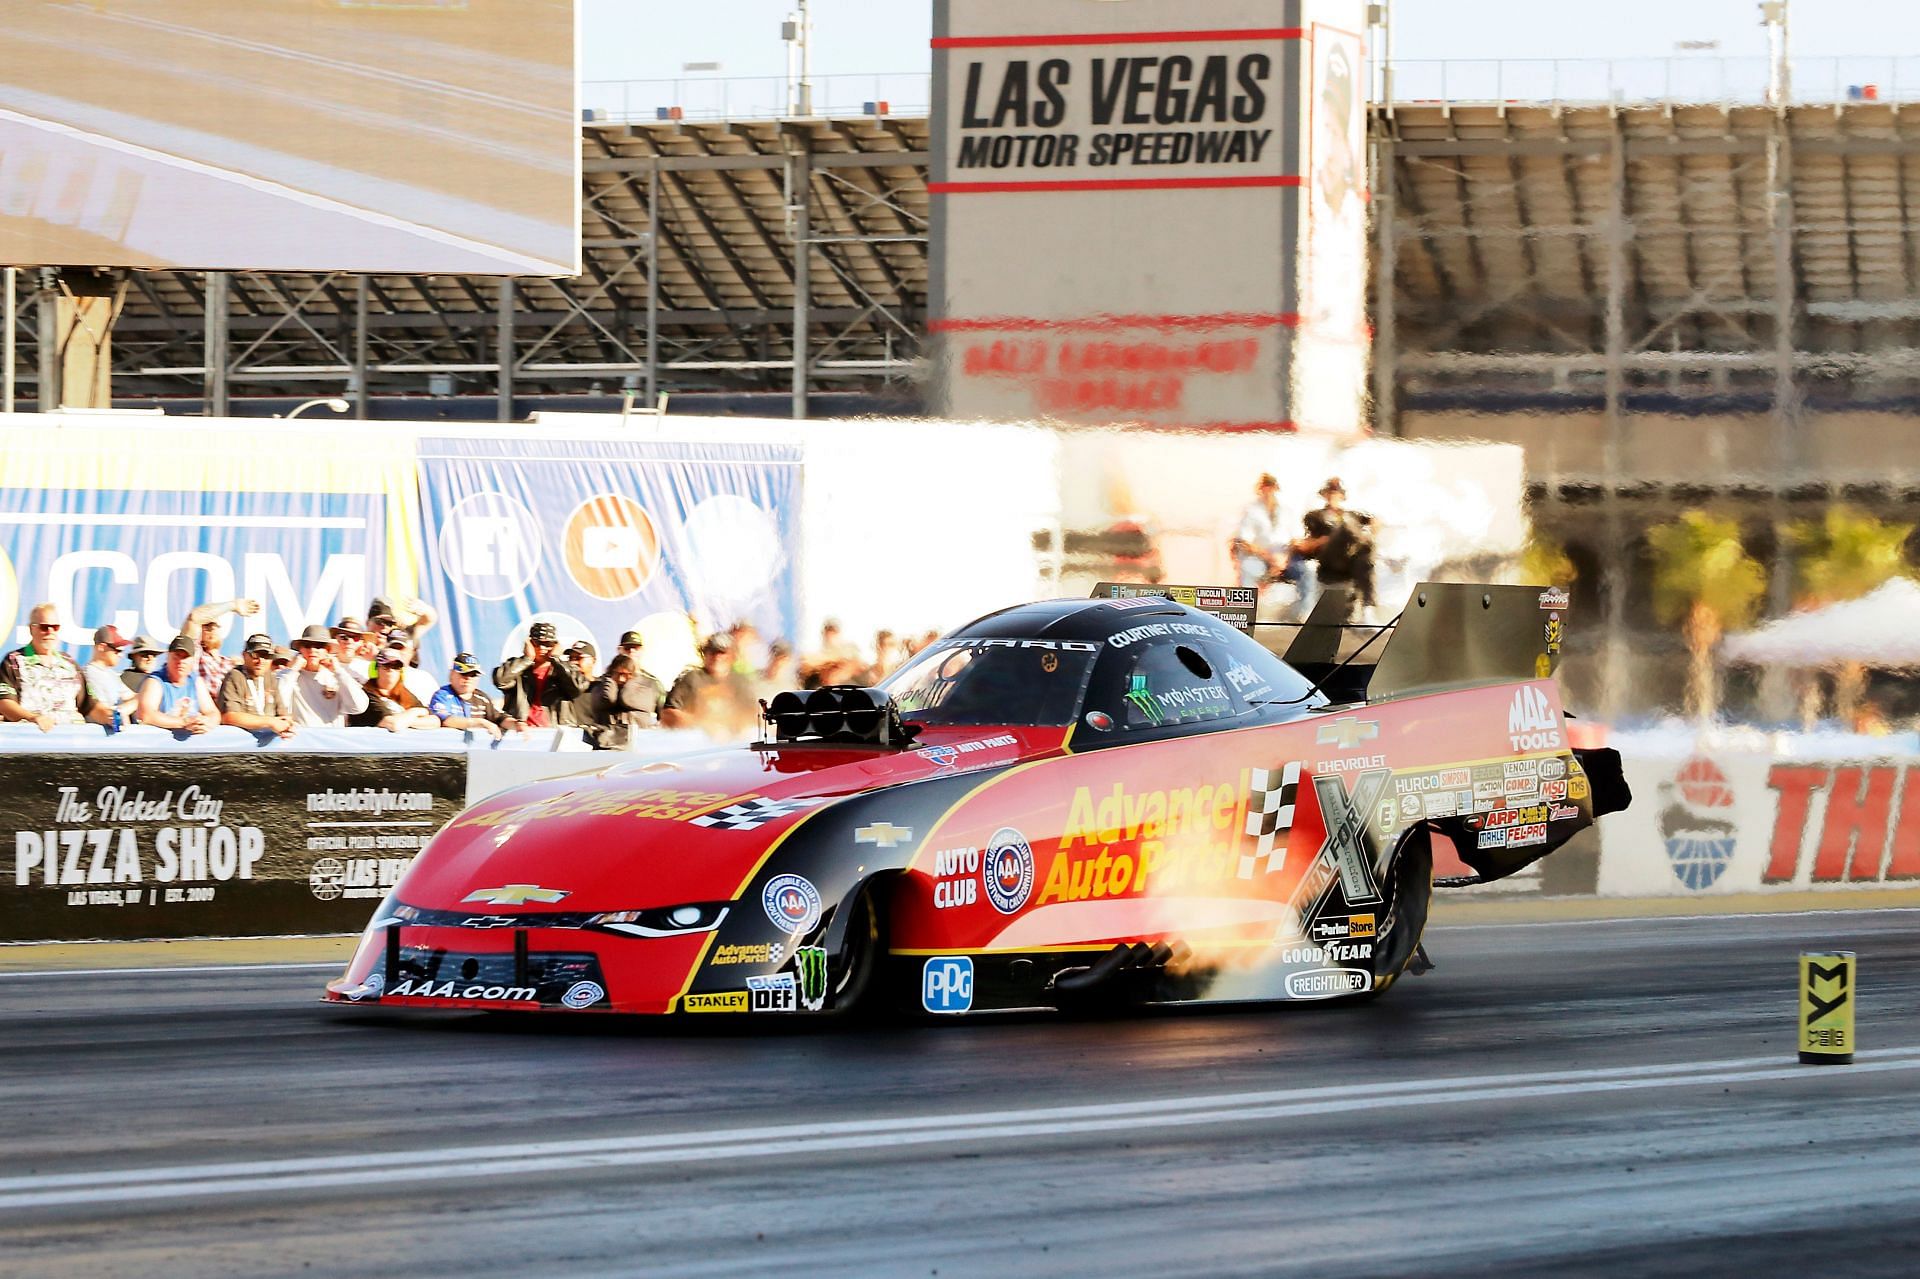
[0,603,112,731]
[492,620,583,728]
[350,646,439,732]
[217,633,296,739]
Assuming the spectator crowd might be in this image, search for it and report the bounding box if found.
[0,594,936,750]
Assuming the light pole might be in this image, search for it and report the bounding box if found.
[284,397,350,420]
[784,0,813,116]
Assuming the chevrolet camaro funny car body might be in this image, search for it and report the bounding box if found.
[324,584,1629,1018]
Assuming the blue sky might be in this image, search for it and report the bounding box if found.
[579,1,1920,84]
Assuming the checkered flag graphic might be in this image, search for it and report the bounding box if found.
[1239,761,1300,878]
[689,796,828,831]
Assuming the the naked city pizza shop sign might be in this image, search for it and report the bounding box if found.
[0,754,464,941]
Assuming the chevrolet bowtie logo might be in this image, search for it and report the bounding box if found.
[855,822,915,849]
[462,884,569,906]
[1315,716,1381,750]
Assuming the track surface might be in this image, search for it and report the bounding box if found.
[1,909,1917,1278]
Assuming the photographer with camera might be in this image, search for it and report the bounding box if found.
[1294,477,1377,622]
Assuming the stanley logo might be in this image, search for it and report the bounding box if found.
[1315,717,1380,751]
[461,884,569,906]
[683,991,748,1013]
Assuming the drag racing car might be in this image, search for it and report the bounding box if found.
[324,583,1628,1017]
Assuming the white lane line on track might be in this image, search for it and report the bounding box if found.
[1432,905,1920,931]
[0,962,342,980]
[8,1048,1919,1211]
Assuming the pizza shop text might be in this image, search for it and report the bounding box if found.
[12,785,264,893]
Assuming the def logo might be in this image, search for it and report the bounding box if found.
[922,956,974,1014]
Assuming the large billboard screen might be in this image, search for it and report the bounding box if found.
[0,0,578,275]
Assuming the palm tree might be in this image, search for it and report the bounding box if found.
[1647,512,1767,722]
[1788,507,1916,723]
[1520,534,1577,589]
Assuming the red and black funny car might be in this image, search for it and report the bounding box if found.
[324,583,1627,1017]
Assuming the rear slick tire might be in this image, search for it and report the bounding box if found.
[1366,827,1435,998]
[825,884,884,1019]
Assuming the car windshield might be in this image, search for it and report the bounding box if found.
[881,639,1099,727]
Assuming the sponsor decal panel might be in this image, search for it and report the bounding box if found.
[983,827,1036,913]
[747,972,797,1013]
[1507,686,1564,752]
[561,980,606,1009]
[0,753,463,942]
[452,786,747,828]
[1311,913,1375,941]
[794,946,828,1012]
[683,991,748,1013]
[711,941,786,966]
[915,734,1017,770]
[761,874,824,934]
[386,979,537,1002]
[922,956,975,1014]
[1285,967,1371,999]
[930,845,981,908]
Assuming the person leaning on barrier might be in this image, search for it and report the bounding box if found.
[280,624,369,728]
[121,634,162,703]
[493,621,583,727]
[556,639,599,729]
[379,627,441,704]
[578,654,662,750]
[429,651,523,741]
[218,632,296,739]
[331,616,380,671]
[182,596,261,689]
[84,625,137,721]
[351,646,439,732]
[0,602,112,731]
[136,634,219,735]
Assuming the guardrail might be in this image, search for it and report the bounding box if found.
[581,56,1920,124]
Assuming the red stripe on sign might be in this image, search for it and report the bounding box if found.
[931,313,1300,334]
[933,29,1303,49]
[930,175,1302,195]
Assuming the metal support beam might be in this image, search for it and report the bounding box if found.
[1766,102,1798,619]
[2,266,14,414]
[791,148,811,420]
[646,166,660,407]
[203,272,228,416]
[497,278,515,422]
[1372,129,1398,436]
[353,276,370,420]
[1601,116,1629,722]
[36,269,60,412]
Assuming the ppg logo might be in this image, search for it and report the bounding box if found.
[921,956,974,1014]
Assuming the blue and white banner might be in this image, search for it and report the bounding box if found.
[414,437,802,675]
[0,424,424,655]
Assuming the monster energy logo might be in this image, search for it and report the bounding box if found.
[795,945,828,1012]
[1125,674,1162,725]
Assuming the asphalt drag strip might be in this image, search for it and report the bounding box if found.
[0,907,1916,1277]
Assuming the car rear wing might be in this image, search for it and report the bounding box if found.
[1283,582,1567,703]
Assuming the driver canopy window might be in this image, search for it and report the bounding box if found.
[1115,641,1244,731]
[884,641,1094,727]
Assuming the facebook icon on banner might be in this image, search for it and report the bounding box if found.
[921,956,974,1014]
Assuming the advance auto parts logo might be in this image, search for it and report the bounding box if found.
[1659,757,1738,890]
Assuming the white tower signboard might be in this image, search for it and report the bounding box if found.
[930,0,1369,436]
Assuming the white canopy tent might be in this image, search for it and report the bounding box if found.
[1722,578,1920,668]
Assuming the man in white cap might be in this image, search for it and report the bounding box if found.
[121,635,163,702]
[280,624,369,728]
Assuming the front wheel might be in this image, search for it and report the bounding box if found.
[822,883,884,1018]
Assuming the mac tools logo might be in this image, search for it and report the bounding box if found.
[1507,686,1562,752]
[1659,757,1738,890]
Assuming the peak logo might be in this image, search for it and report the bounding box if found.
[1507,686,1562,752]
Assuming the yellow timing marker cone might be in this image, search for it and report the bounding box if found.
[1799,951,1855,1066]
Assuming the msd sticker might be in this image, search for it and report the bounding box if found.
[922,956,974,1014]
